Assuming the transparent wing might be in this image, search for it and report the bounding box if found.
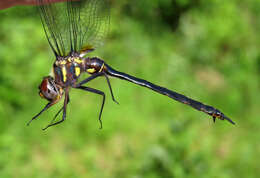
[37,0,110,57]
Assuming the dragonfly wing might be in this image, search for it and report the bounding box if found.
[73,0,110,53]
[37,0,110,57]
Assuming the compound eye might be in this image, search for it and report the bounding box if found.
[39,77,59,101]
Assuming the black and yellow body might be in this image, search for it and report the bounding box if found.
[27,0,234,130]
[53,55,84,87]
[52,54,107,88]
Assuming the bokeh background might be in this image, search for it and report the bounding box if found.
[0,0,259,177]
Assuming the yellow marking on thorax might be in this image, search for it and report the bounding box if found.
[68,57,72,62]
[74,58,83,64]
[87,68,96,74]
[75,67,81,77]
[60,60,67,65]
[62,66,67,82]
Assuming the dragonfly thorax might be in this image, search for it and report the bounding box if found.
[53,55,85,87]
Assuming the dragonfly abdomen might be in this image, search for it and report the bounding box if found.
[84,57,106,74]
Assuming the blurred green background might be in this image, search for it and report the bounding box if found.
[0,0,259,177]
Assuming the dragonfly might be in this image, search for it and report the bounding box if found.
[27,0,235,130]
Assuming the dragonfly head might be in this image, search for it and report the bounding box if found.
[38,76,63,103]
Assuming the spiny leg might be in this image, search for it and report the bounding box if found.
[77,72,103,86]
[27,102,53,126]
[42,90,69,130]
[49,95,70,125]
[75,85,106,129]
[50,107,63,124]
[103,72,119,104]
[76,72,118,104]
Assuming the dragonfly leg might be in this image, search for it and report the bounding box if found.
[76,72,118,104]
[74,85,106,129]
[76,72,103,86]
[103,72,119,104]
[48,95,70,125]
[27,102,53,126]
[42,90,69,130]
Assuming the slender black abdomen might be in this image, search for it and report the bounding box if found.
[105,64,235,124]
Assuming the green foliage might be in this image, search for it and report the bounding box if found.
[0,0,259,177]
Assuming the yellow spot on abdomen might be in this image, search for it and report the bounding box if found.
[99,63,105,72]
[62,66,67,82]
[87,68,96,74]
[75,67,81,77]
